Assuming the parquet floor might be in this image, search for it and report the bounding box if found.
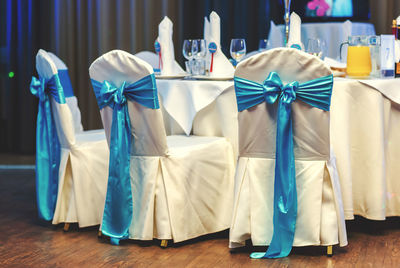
[0,169,399,267]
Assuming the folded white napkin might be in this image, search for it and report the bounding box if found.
[287,12,304,50]
[156,16,184,75]
[204,11,234,77]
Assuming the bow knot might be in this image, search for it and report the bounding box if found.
[30,75,65,104]
[30,77,48,102]
[101,81,127,106]
[262,72,297,104]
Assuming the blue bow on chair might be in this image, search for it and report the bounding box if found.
[235,72,333,258]
[91,74,159,245]
[30,74,66,221]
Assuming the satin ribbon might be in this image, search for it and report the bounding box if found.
[91,74,159,245]
[234,72,333,258]
[30,74,66,221]
[58,69,74,98]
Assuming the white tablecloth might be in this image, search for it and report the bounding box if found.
[157,77,400,220]
[268,22,376,60]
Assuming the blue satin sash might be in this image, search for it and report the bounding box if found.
[30,74,66,221]
[234,72,333,258]
[58,69,74,98]
[91,74,159,245]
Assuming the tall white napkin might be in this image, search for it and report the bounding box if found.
[204,11,234,77]
[157,16,184,75]
[339,20,353,62]
[287,12,304,50]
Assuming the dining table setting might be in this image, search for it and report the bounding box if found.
[29,1,400,261]
[145,4,400,253]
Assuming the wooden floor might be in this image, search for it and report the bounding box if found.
[0,169,399,267]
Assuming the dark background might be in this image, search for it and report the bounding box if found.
[0,0,395,155]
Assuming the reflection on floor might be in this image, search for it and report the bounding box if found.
[0,168,399,267]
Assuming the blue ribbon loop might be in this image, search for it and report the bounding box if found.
[91,74,159,245]
[30,74,66,221]
[234,72,333,258]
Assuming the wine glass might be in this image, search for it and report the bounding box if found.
[182,39,194,73]
[306,38,322,58]
[258,39,269,51]
[192,39,207,59]
[191,39,207,75]
[230,39,246,65]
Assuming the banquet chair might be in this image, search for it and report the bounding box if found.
[89,49,235,246]
[31,49,109,229]
[229,48,347,258]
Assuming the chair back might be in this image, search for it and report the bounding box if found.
[234,48,332,160]
[47,52,84,133]
[89,50,168,156]
[35,49,76,148]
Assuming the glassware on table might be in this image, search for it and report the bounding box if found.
[368,35,381,78]
[306,38,323,58]
[340,35,372,77]
[230,39,247,65]
[191,39,207,75]
[182,39,194,74]
[258,39,269,51]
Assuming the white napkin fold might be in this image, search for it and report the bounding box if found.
[157,16,184,75]
[204,11,234,78]
[287,12,304,50]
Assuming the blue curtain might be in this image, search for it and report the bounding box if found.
[0,0,271,154]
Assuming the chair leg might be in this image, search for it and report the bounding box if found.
[98,230,102,238]
[327,245,333,257]
[63,223,70,232]
[160,240,168,248]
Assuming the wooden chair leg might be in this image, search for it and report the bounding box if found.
[160,240,168,248]
[63,223,70,232]
[98,230,102,238]
[327,245,333,257]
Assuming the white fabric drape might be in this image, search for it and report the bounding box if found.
[35,50,109,227]
[89,50,235,242]
[229,48,347,248]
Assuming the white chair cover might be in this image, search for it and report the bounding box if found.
[229,48,347,248]
[35,49,109,227]
[47,52,84,133]
[89,50,235,242]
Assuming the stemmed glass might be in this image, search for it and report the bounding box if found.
[191,39,207,75]
[192,39,207,59]
[306,38,322,58]
[230,39,246,65]
[182,39,194,73]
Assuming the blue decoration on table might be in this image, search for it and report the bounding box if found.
[30,74,66,221]
[208,42,217,53]
[234,72,333,258]
[91,74,159,245]
[290,44,302,50]
[154,41,161,53]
